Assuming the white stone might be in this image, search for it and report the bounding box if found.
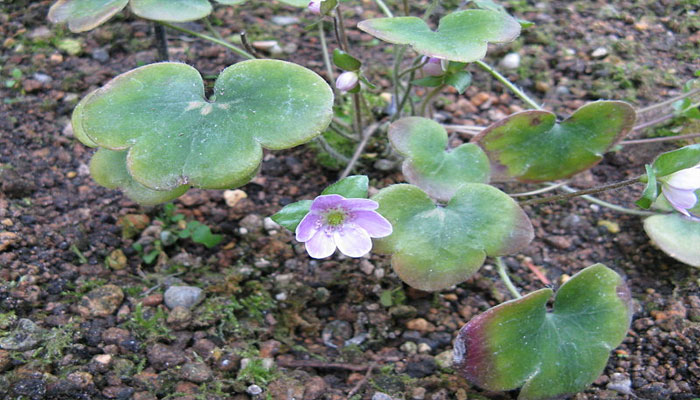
[499,52,521,69]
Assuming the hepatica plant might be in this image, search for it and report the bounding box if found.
[55,0,700,397]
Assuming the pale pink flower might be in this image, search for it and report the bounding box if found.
[422,56,444,76]
[308,0,321,14]
[662,164,700,220]
[335,71,359,93]
[296,194,392,258]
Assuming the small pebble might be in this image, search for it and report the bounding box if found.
[499,52,520,69]
[164,286,204,310]
[591,47,608,58]
[247,384,263,395]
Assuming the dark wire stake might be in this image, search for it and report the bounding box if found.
[240,31,261,58]
[153,22,169,61]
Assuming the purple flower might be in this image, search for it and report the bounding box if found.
[422,56,444,77]
[308,0,321,14]
[335,71,359,93]
[296,194,393,258]
[662,164,700,220]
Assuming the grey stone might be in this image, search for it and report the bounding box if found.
[247,384,263,395]
[372,393,393,400]
[271,16,299,25]
[0,319,44,351]
[92,48,110,62]
[180,362,212,383]
[164,286,204,310]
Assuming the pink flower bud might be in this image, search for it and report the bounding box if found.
[422,56,444,77]
[335,71,359,93]
[308,0,321,14]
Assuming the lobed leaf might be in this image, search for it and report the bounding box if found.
[473,101,636,182]
[357,10,520,63]
[90,148,188,205]
[130,0,213,22]
[389,117,490,201]
[73,60,333,194]
[48,0,128,32]
[644,214,700,267]
[372,183,533,291]
[454,264,633,400]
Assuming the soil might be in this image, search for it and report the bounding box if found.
[1,0,699,399]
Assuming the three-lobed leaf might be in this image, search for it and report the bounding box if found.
[473,101,636,182]
[357,10,520,63]
[372,183,533,291]
[74,60,333,197]
[644,213,700,267]
[90,148,188,205]
[389,117,490,201]
[454,264,633,400]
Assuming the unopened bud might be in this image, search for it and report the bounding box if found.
[422,56,444,77]
[335,71,359,93]
[308,0,322,14]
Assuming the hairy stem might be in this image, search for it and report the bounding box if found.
[423,0,440,20]
[637,88,700,114]
[558,185,655,216]
[153,22,169,61]
[419,84,446,117]
[158,21,254,59]
[622,132,700,145]
[392,45,407,118]
[475,60,542,110]
[318,22,341,104]
[340,124,379,179]
[496,257,521,299]
[374,0,394,17]
[519,177,641,206]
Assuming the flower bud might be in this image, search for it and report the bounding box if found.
[422,56,444,77]
[308,0,321,14]
[335,71,359,93]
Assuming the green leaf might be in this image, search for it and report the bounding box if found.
[644,214,700,267]
[389,117,490,201]
[271,200,312,231]
[320,0,338,15]
[473,101,636,182]
[636,164,657,209]
[48,0,128,32]
[651,144,700,178]
[454,264,633,400]
[357,10,520,63]
[73,60,333,195]
[190,222,223,248]
[130,0,212,22]
[90,148,188,205]
[444,70,472,94]
[411,76,444,87]
[372,184,533,291]
[321,175,369,198]
[332,49,362,71]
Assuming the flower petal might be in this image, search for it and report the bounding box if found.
[296,212,321,242]
[310,194,345,212]
[305,230,336,258]
[662,185,697,216]
[353,210,393,238]
[341,198,379,211]
[666,166,700,190]
[334,224,372,257]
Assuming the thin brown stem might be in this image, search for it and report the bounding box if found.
[419,84,445,117]
[637,88,700,114]
[340,123,380,179]
[519,177,641,206]
[239,31,261,58]
[622,132,700,145]
[277,359,373,372]
[632,113,675,131]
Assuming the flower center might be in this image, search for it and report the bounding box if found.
[324,209,347,226]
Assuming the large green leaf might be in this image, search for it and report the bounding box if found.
[73,60,333,192]
[48,0,128,32]
[473,101,636,182]
[357,10,520,63]
[130,0,213,22]
[90,148,188,205]
[644,214,700,267]
[389,117,490,201]
[372,184,533,291]
[454,264,633,400]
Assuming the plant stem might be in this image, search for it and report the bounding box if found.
[558,185,655,216]
[622,132,700,145]
[153,22,169,61]
[509,182,567,197]
[239,31,260,58]
[419,84,445,117]
[423,0,440,20]
[319,23,341,104]
[203,17,224,41]
[340,123,379,179]
[316,136,351,164]
[334,6,351,52]
[402,0,409,15]
[158,21,254,60]
[519,177,641,206]
[374,0,394,17]
[475,60,542,110]
[637,88,700,114]
[392,45,407,118]
[632,113,675,131]
[496,257,521,299]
